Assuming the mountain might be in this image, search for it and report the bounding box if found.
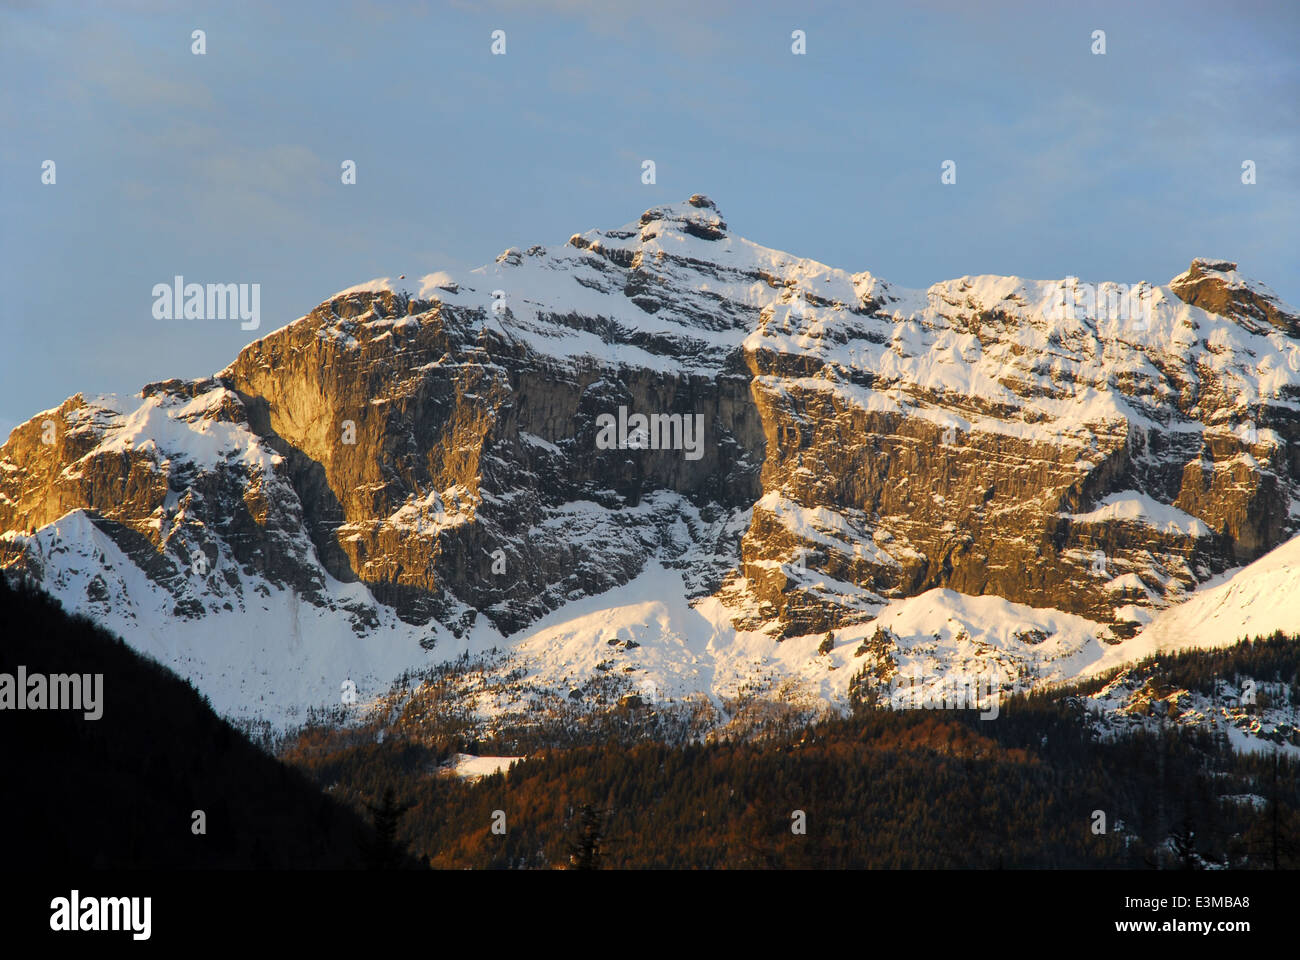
[3,195,1299,728]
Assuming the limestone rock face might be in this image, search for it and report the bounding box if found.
[4,199,1300,664]
[1170,258,1300,339]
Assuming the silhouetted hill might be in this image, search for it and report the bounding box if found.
[0,574,404,869]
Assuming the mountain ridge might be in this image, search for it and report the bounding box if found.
[3,195,1299,727]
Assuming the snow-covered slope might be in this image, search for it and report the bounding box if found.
[1080,665,1299,758]
[1086,533,1300,679]
[1,510,432,727]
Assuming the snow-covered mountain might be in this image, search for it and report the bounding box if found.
[3,196,1299,728]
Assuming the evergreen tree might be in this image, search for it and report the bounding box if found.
[362,787,413,870]
[568,803,605,870]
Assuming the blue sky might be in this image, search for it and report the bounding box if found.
[2,0,1297,438]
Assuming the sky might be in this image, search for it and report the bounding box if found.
[2,0,1297,440]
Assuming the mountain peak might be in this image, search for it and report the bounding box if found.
[1171,257,1299,337]
[1186,257,1238,274]
[636,195,728,241]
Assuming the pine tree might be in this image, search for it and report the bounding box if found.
[568,803,605,870]
[362,786,413,870]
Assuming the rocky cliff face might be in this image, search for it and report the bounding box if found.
[3,197,1298,722]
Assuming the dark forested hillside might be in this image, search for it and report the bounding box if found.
[0,575,393,869]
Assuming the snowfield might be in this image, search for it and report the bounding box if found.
[14,506,1298,733]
